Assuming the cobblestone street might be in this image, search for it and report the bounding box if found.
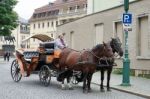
[0,59,146,99]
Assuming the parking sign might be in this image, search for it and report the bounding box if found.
[122,13,132,24]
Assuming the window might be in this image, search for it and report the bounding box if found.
[63,0,68,2]
[33,24,36,29]
[137,16,150,56]
[47,22,49,27]
[70,31,74,48]
[47,11,51,16]
[38,23,40,28]
[33,14,37,18]
[20,25,23,30]
[42,23,44,28]
[38,13,42,18]
[95,23,104,45]
[42,12,46,17]
[69,7,73,11]
[83,4,87,10]
[56,21,58,26]
[114,21,124,46]
[51,34,53,37]
[51,21,53,27]
[77,5,80,9]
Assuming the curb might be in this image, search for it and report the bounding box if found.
[92,82,150,99]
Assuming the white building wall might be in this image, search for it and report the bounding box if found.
[87,0,137,14]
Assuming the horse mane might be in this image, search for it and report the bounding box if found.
[91,44,103,52]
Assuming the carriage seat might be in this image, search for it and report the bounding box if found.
[39,42,55,55]
[23,51,39,62]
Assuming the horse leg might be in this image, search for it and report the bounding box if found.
[100,69,105,92]
[87,73,93,92]
[107,67,112,91]
[60,71,66,90]
[67,70,73,90]
[83,73,88,93]
[61,78,66,90]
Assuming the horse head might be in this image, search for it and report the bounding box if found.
[92,42,114,59]
[110,37,123,57]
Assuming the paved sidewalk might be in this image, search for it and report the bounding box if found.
[92,72,150,98]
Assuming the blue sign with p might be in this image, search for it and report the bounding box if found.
[123,13,132,24]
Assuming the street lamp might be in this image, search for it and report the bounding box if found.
[121,0,131,86]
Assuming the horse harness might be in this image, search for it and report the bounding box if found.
[76,48,113,67]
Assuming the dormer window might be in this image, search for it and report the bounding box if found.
[63,0,68,2]
[69,7,73,11]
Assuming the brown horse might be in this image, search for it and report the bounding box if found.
[58,42,114,93]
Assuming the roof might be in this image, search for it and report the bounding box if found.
[22,34,54,42]
[29,0,87,21]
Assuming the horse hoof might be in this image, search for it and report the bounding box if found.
[61,86,66,90]
[100,89,105,92]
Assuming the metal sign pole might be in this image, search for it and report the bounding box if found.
[121,0,131,86]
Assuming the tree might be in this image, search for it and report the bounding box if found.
[0,0,18,36]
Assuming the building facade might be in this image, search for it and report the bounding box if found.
[12,17,30,48]
[87,0,137,14]
[29,0,87,48]
[57,0,150,73]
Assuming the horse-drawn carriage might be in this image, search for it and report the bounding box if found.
[10,34,62,86]
[11,34,123,93]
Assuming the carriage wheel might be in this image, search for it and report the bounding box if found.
[39,65,51,87]
[10,59,22,82]
[71,75,79,85]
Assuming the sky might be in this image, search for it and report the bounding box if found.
[14,0,56,20]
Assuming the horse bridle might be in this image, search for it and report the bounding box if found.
[111,40,122,57]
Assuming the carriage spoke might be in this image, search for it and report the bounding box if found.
[39,65,51,86]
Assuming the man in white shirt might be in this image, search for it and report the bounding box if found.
[55,34,67,49]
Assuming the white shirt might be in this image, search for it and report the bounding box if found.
[55,38,67,49]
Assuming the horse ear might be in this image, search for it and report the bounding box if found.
[103,41,106,46]
[111,37,114,40]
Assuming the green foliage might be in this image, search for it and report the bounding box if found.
[0,0,18,36]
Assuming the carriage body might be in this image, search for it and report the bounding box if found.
[10,34,61,86]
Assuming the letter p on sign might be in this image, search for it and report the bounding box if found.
[123,13,132,24]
